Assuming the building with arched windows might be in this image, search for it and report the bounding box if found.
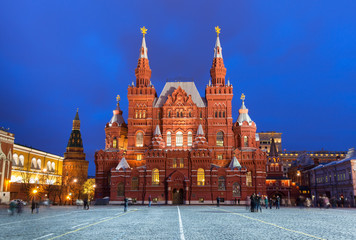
[94,27,267,204]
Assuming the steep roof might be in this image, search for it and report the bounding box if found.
[228,156,242,170]
[116,157,130,171]
[154,82,206,108]
[269,138,279,157]
[236,101,253,125]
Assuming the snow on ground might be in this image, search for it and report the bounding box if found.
[0,205,355,240]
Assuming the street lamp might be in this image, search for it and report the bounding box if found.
[73,179,77,183]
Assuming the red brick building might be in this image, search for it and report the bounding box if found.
[0,129,14,204]
[95,27,267,204]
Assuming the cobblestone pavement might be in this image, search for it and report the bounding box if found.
[0,205,355,240]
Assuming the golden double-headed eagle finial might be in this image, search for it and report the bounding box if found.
[140,26,148,36]
[116,95,120,102]
[215,26,221,36]
[241,93,245,101]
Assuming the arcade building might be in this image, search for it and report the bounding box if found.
[94,27,267,204]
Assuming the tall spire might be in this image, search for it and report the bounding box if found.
[269,138,279,157]
[237,93,253,125]
[210,26,226,86]
[73,109,80,130]
[67,109,83,149]
[135,26,152,87]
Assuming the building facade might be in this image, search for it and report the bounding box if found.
[95,27,267,205]
[307,148,356,207]
[62,110,88,200]
[258,131,282,153]
[0,129,14,204]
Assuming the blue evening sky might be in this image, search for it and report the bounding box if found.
[1,1,355,175]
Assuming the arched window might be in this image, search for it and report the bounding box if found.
[246,171,252,187]
[113,138,117,148]
[136,132,143,147]
[244,136,248,147]
[219,111,221,118]
[135,111,138,118]
[177,111,179,117]
[47,161,52,171]
[166,132,171,146]
[189,111,191,117]
[143,111,146,118]
[218,176,226,190]
[131,177,138,190]
[168,111,171,117]
[233,182,241,197]
[216,131,224,146]
[187,131,193,146]
[117,182,124,196]
[19,155,24,166]
[152,168,159,185]
[139,111,142,119]
[52,162,55,171]
[37,159,41,169]
[180,111,183,117]
[12,153,19,166]
[31,158,37,169]
[223,111,225,118]
[176,131,183,146]
[197,168,205,186]
[215,111,218,118]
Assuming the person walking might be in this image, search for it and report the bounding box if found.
[256,194,262,212]
[148,195,151,207]
[124,198,128,212]
[9,201,16,216]
[250,193,255,212]
[276,196,280,209]
[31,201,36,214]
[216,196,220,207]
[17,200,23,215]
[264,196,268,209]
[269,198,273,209]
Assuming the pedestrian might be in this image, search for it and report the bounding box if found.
[17,200,23,214]
[264,196,268,209]
[35,202,39,213]
[148,195,151,207]
[237,199,240,205]
[83,199,87,210]
[124,198,128,212]
[276,196,280,209]
[9,201,16,216]
[31,200,36,214]
[86,199,90,210]
[269,198,273,209]
[216,196,220,207]
[250,193,255,212]
[256,194,262,212]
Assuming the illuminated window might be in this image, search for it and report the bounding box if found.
[244,136,248,147]
[132,177,138,190]
[47,161,52,171]
[31,158,37,169]
[136,154,142,160]
[117,182,124,196]
[179,158,184,168]
[12,153,19,166]
[167,132,171,146]
[246,171,252,187]
[136,132,143,147]
[217,154,223,160]
[176,131,183,146]
[218,176,226,190]
[113,138,117,148]
[187,131,192,146]
[173,158,177,168]
[216,131,224,146]
[232,182,241,197]
[197,168,205,186]
[135,111,138,118]
[270,165,274,171]
[19,155,24,166]
[52,162,55,171]
[152,168,159,185]
[143,111,146,118]
[139,111,142,118]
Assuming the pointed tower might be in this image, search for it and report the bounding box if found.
[63,109,88,196]
[151,125,164,148]
[205,26,234,160]
[193,124,208,148]
[266,138,283,178]
[210,26,226,86]
[135,26,152,88]
[127,26,157,166]
[105,95,128,150]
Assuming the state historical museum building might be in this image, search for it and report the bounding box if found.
[95,27,267,204]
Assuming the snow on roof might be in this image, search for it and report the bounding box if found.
[154,82,206,108]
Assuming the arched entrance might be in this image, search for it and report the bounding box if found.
[173,188,184,204]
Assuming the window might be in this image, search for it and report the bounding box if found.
[217,154,223,160]
[177,111,179,117]
[188,132,192,146]
[180,111,183,117]
[232,182,241,197]
[31,158,37,169]
[167,132,171,146]
[219,111,221,118]
[135,111,138,118]
[136,132,143,147]
[197,168,205,186]
[12,153,18,166]
[136,154,142,160]
[244,136,248,147]
[246,171,252,187]
[216,131,224,146]
[132,177,138,190]
[168,111,171,117]
[117,182,124,196]
[47,161,52,171]
[223,111,225,118]
[218,176,226,190]
[113,138,117,148]
[179,158,184,168]
[139,111,142,118]
[143,111,146,118]
[189,111,192,117]
[52,162,55,171]
[173,158,177,168]
[215,112,217,118]
[37,159,41,169]
[19,155,24,166]
[176,131,183,146]
[152,168,159,185]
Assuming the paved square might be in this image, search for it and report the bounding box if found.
[1,205,355,239]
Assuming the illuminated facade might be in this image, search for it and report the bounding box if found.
[258,131,282,153]
[10,143,63,200]
[0,129,14,204]
[95,27,267,204]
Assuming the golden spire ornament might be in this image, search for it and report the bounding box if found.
[116,95,120,102]
[215,26,221,36]
[240,93,245,101]
[140,26,148,36]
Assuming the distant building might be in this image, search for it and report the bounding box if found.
[258,131,282,153]
[0,129,14,204]
[307,148,356,207]
[11,144,63,201]
[62,110,88,200]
